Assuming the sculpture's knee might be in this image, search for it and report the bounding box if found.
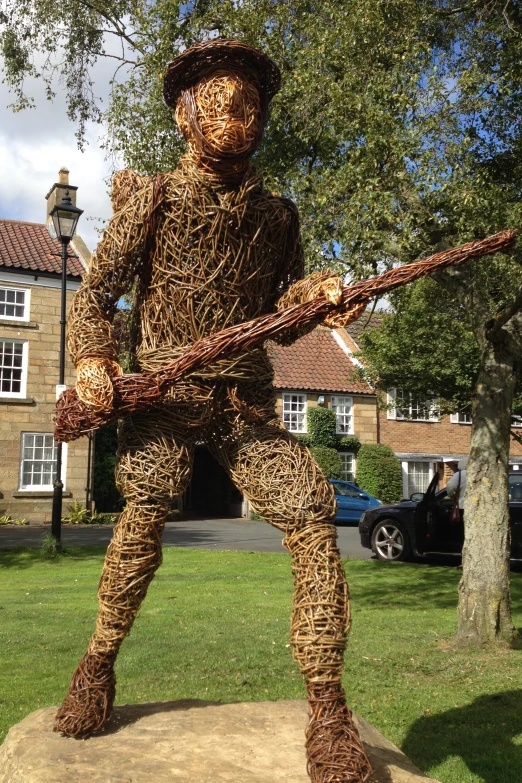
[115,442,192,505]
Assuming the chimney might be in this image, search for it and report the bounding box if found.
[45,167,78,235]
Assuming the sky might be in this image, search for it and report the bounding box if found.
[0,55,122,253]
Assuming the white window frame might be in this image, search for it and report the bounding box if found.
[19,433,67,491]
[451,411,522,428]
[401,460,434,499]
[450,411,472,424]
[282,392,307,433]
[387,387,439,422]
[338,452,356,483]
[0,286,30,321]
[0,339,28,398]
[331,395,354,435]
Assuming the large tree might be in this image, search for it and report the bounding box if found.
[2,1,522,644]
[359,271,522,646]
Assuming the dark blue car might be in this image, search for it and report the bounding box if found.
[329,479,382,524]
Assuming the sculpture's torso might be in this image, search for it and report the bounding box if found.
[134,158,300,372]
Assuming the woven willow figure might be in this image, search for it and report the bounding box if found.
[54,39,372,783]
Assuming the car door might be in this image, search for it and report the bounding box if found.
[413,473,439,554]
[508,474,522,557]
[331,481,371,523]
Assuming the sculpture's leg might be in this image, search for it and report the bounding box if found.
[211,421,372,783]
[54,410,195,738]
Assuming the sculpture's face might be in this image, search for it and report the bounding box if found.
[176,70,262,160]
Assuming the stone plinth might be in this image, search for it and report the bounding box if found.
[0,700,439,782]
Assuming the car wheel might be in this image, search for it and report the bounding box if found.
[371,519,411,562]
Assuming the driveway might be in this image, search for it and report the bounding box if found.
[0,518,371,559]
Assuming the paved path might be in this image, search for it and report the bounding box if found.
[0,518,372,559]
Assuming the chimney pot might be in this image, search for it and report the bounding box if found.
[58,168,70,185]
[45,168,78,235]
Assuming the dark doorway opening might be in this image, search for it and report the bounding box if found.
[183,445,243,518]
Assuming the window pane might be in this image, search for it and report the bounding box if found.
[0,288,26,319]
[332,396,353,434]
[0,340,25,394]
[282,394,306,432]
[338,452,355,482]
[407,462,431,495]
[21,433,56,488]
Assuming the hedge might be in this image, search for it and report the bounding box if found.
[356,443,403,503]
[309,446,343,480]
[307,407,339,448]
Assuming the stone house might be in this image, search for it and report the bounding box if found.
[0,169,92,524]
[342,317,522,499]
[268,326,377,483]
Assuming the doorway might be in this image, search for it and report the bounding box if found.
[183,445,243,518]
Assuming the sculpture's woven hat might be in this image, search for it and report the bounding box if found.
[163,39,281,109]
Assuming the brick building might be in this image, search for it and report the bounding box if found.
[343,317,522,499]
[0,169,92,523]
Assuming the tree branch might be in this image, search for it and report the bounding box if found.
[486,283,522,337]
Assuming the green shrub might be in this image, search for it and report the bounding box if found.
[295,434,312,448]
[0,515,28,526]
[62,501,89,525]
[307,407,338,449]
[89,512,117,525]
[40,532,63,558]
[356,444,403,503]
[310,446,343,479]
[338,435,361,452]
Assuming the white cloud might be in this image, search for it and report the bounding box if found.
[0,127,115,252]
[0,43,128,252]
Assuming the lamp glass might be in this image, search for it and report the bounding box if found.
[52,208,80,241]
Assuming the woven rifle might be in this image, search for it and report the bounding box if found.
[55,229,516,443]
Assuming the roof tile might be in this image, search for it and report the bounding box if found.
[268,329,374,394]
[0,219,84,278]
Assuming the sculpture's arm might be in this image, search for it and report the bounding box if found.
[67,170,154,409]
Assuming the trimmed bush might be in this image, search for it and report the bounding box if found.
[295,434,312,448]
[307,407,338,449]
[338,435,361,452]
[310,446,343,480]
[356,443,402,503]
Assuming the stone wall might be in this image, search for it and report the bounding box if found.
[0,277,90,524]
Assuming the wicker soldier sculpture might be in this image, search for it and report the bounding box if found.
[54,39,373,782]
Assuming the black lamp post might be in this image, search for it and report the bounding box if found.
[49,190,83,544]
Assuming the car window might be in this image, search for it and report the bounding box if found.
[332,482,365,498]
[509,474,522,501]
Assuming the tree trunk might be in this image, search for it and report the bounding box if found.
[456,331,516,645]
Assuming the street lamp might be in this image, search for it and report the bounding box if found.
[50,190,83,544]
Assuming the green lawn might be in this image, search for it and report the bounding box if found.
[1,547,522,783]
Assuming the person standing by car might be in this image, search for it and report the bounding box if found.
[446,459,467,522]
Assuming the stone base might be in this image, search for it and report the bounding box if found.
[0,700,439,782]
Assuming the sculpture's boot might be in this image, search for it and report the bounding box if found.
[54,501,167,737]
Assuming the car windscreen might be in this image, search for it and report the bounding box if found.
[332,483,364,498]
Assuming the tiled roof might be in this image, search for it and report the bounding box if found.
[344,310,385,345]
[268,328,374,394]
[0,219,85,278]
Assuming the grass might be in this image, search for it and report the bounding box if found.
[1,547,522,783]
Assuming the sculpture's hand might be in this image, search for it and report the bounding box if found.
[75,357,123,412]
[307,275,366,328]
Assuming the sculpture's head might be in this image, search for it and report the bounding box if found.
[175,69,261,161]
[164,40,280,169]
